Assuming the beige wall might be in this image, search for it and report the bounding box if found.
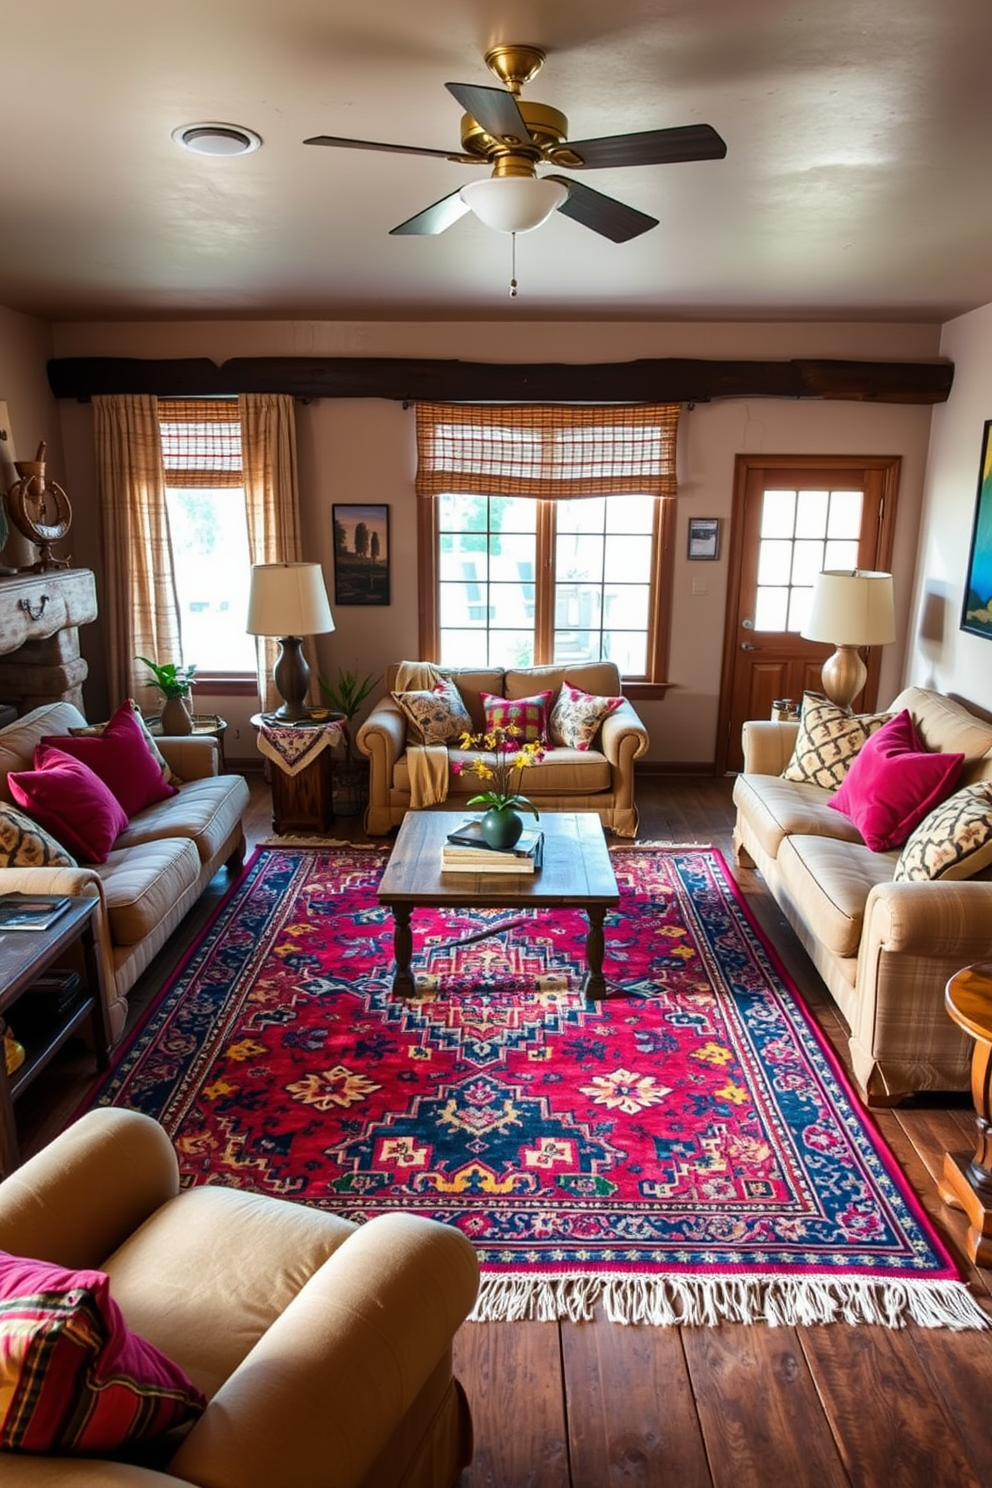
[907,302,992,717]
[0,304,63,571]
[47,316,941,763]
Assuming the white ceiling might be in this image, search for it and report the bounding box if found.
[5,0,992,324]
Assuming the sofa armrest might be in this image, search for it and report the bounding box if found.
[157,737,220,779]
[357,700,407,803]
[860,879,992,958]
[598,699,649,767]
[741,720,800,776]
[0,1109,179,1271]
[168,1213,479,1488]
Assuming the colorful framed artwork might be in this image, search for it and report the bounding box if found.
[962,420,992,641]
[332,504,390,606]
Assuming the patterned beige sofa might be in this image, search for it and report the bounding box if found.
[0,702,249,1043]
[732,686,992,1105]
[358,661,649,837]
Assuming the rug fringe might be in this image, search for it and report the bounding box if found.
[615,840,714,851]
[259,836,387,849]
[469,1274,990,1330]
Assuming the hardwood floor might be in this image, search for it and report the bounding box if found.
[15,771,992,1488]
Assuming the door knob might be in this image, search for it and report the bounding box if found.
[741,641,757,651]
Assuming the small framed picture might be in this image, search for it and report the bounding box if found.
[687,517,720,561]
[332,504,390,606]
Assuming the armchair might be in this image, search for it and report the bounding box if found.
[0,1108,479,1488]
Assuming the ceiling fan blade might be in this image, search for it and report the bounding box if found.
[389,190,472,237]
[560,123,727,169]
[444,82,532,146]
[304,134,478,165]
[545,176,657,243]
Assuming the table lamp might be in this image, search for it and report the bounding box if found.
[801,569,896,711]
[246,562,334,721]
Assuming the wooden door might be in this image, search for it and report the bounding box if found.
[715,456,899,774]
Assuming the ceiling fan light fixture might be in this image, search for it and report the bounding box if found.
[172,122,262,157]
[459,176,567,234]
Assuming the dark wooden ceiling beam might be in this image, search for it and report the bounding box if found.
[46,354,954,405]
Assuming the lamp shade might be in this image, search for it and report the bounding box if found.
[801,570,896,647]
[246,562,334,638]
[459,176,568,234]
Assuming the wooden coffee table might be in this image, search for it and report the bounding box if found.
[377,810,620,1000]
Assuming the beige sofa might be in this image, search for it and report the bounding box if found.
[732,685,992,1105]
[0,702,250,1043]
[0,1106,478,1488]
[358,660,649,837]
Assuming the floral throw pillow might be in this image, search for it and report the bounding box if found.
[0,801,77,868]
[481,691,554,746]
[549,681,623,752]
[894,781,992,882]
[392,674,473,745]
[782,692,894,791]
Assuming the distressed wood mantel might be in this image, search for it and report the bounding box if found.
[46,355,954,405]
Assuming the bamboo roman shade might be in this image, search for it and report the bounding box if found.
[415,402,680,500]
[159,398,242,487]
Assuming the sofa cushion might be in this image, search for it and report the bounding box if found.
[8,748,128,864]
[894,782,992,882]
[392,676,474,745]
[114,775,249,866]
[776,833,897,959]
[0,801,77,868]
[42,700,179,818]
[394,746,612,797]
[0,1249,205,1454]
[68,698,182,787]
[550,681,624,750]
[782,692,893,790]
[0,702,88,802]
[829,710,964,851]
[95,837,201,946]
[731,772,864,862]
[889,685,992,761]
[503,662,622,701]
[481,690,554,745]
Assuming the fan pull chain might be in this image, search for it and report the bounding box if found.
[509,232,518,298]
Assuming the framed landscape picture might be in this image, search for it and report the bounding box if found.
[332,503,390,606]
[962,420,992,641]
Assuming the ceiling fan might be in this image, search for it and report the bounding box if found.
[304,43,727,243]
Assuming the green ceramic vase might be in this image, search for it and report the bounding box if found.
[480,806,523,850]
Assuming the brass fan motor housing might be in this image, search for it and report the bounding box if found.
[459,100,570,164]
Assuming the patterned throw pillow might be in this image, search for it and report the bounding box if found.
[894,782,992,882]
[481,690,554,746]
[392,674,473,745]
[71,699,182,786]
[549,681,623,751]
[0,802,77,868]
[0,1250,206,1454]
[782,692,894,790]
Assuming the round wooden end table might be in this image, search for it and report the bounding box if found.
[938,961,992,1265]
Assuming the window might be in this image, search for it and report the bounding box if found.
[417,403,679,692]
[753,485,863,633]
[159,400,256,676]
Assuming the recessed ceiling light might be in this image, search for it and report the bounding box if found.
[172,122,262,157]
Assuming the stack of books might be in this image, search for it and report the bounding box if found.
[441,820,545,875]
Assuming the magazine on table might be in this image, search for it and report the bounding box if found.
[0,893,73,931]
[445,820,544,858]
[442,825,544,874]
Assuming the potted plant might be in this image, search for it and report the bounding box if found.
[136,656,197,736]
[318,665,382,816]
[451,724,543,847]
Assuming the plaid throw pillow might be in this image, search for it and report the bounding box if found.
[894,782,992,881]
[481,690,554,746]
[782,692,893,791]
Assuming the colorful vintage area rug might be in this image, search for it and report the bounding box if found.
[86,845,987,1330]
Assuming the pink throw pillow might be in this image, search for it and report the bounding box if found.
[0,1250,206,1454]
[481,690,554,746]
[829,710,964,851]
[43,700,179,818]
[8,747,128,863]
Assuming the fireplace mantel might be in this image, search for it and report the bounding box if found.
[0,567,98,714]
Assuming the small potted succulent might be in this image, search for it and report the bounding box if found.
[136,656,197,735]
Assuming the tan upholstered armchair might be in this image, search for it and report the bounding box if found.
[0,1108,479,1488]
[358,660,649,837]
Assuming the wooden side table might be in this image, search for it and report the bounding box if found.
[938,961,992,1265]
[0,897,111,1176]
[251,713,343,834]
